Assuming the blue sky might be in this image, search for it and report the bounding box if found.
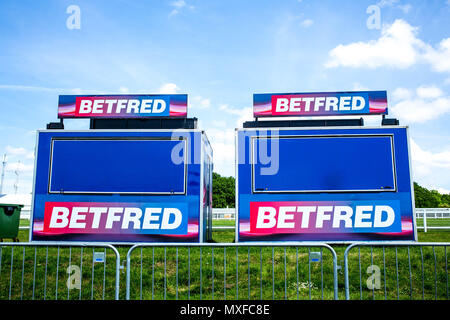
[0,0,450,194]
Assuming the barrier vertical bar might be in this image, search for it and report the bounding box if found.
[308,248,311,300]
[176,247,179,300]
[140,247,143,300]
[67,247,71,300]
[236,247,238,299]
[358,247,362,300]
[272,247,274,300]
[164,247,167,300]
[445,246,448,300]
[260,247,263,300]
[321,248,324,300]
[187,247,190,300]
[32,247,36,300]
[407,247,412,300]
[371,246,374,300]
[56,246,60,300]
[151,247,155,300]
[284,247,287,300]
[420,246,424,299]
[102,248,106,300]
[395,247,399,300]
[248,247,250,300]
[383,246,386,300]
[91,248,94,300]
[44,247,48,300]
[9,247,14,300]
[296,247,299,300]
[21,247,25,300]
[224,247,226,300]
[79,247,83,300]
[433,246,437,300]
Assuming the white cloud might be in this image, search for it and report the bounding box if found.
[118,86,130,93]
[5,161,34,173]
[212,120,227,128]
[300,19,313,28]
[325,19,426,69]
[410,139,450,191]
[416,85,443,99]
[0,84,109,95]
[377,0,412,13]
[219,104,253,127]
[191,96,211,109]
[5,146,27,156]
[158,83,180,94]
[398,4,412,14]
[423,38,450,72]
[352,82,369,91]
[325,19,450,73]
[434,187,450,194]
[391,87,413,101]
[172,0,186,8]
[169,0,194,17]
[0,178,33,195]
[377,0,400,6]
[391,86,450,123]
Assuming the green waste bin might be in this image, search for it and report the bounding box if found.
[0,204,23,239]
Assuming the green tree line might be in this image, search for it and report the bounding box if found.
[212,172,450,208]
[414,182,450,208]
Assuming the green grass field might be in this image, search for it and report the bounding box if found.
[0,219,448,300]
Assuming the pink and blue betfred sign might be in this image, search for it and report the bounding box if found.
[58,94,188,118]
[253,91,387,117]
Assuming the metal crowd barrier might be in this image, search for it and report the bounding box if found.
[125,242,339,300]
[0,242,121,300]
[3,241,449,301]
[344,242,449,300]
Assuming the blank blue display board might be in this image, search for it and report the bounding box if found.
[252,135,395,193]
[49,138,186,194]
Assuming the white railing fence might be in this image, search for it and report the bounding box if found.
[211,208,235,220]
[416,208,450,232]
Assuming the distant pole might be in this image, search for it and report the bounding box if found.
[0,153,6,194]
[14,160,20,194]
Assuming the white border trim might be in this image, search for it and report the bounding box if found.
[406,127,418,242]
[235,129,239,243]
[199,131,204,243]
[48,137,187,195]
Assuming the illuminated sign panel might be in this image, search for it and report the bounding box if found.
[58,94,188,118]
[253,91,387,117]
